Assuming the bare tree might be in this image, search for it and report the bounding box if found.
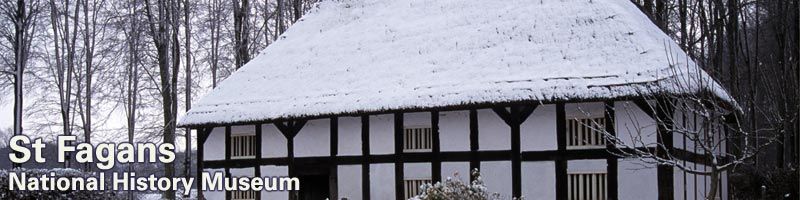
[77,0,104,171]
[182,0,193,196]
[0,0,40,168]
[590,64,781,200]
[291,0,300,22]
[143,0,179,198]
[233,0,250,69]
[47,0,82,168]
[275,0,284,36]
[121,0,142,199]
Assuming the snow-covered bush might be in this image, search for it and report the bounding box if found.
[0,168,116,199]
[411,169,522,200]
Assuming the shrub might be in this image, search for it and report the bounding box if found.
[411,169,522,200]
[0,168,117,199]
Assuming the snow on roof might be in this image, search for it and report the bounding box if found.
[179,0,734,127]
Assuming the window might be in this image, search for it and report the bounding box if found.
[404,178,432,199]
[566,117,607,148]
[567,172,607,200]
[230,134,257,159]
[231,190,257,200]
[403,127,433,152]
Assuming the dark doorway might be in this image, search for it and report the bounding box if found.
[298,174,330,200]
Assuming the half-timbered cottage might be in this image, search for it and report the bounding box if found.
[179,0,736,199]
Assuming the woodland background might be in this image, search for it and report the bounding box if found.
[0,0,797,199]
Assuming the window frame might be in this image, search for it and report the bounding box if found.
[567,171,608,200]
[230,133,257,159]
[402,125,434,153]
[566,116,608,149]
[403,178,433,199]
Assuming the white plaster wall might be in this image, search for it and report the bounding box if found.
[262,124,287,158]
[673,108,717,153]
[230,167,254,176]
[686,165,706,200]
[721,171,728,200]
[370,163,395,199]
[204,127,225,160]
[673,161,727,200]
[673,108,688,151]
[230,125,255,135]
[522,161,556,200]
[260,165,289,200]
[478,109,510,150]
[566,102,606,119]
[672,101,729,154]
[439,111,470,152]
[295,119,330,157]
[521,104,557,151]
[567,159,606,173]
[338,165,362,200]
[404,112,431,128]
[338,117,362,156]
[481,161,512,199]
[615,101,657,148]
[337,165,362,200]
[440,162,470,181]
[202,168,226,200]
[680,115,727,155]
[369,114,394,155]
[618,158,658,200]
[404,163,431,179]
[675,167,690,200]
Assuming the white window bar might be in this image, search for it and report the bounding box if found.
[404,178,432,199]
[567,172,607,200]
[230,134,257,159]
[403,127,433,152]
[231,190,257,200]
[566,117,607,148]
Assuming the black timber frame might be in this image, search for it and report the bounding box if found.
[394,113,404,200]
[431,111,442,183]
[255,124,263,200]
[605,101,619,200]
[274,120,307,200]
[192,98,727,200]
[329,117,339,200]
[196,128,213,200]
[555,103,568,200]
[492,105,538,198]
[361,116,370,200]
[469,109,479,181]
[224,126,231,200]
[633,98,676,200]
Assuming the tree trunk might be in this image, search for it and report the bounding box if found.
[210,0,219,87]
[727,0,739,97]
[183,0,193,196]
[233,0,250,69]
[707,168,719,200]
[11,0,34,168]
[125,1,140,198]
[144,0,177,198]
[276,0,285,36]
[82,0,95,172]
[292,0,301,22]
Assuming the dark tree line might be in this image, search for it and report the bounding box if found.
[635,0,799,197]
